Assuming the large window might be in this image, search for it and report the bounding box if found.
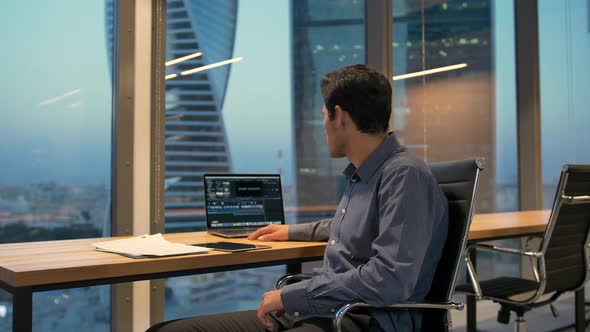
[539,0,590,207]
[392,0,517,213]
[391,0,519,279]
[0,1,114,330]
[162,0,364,319]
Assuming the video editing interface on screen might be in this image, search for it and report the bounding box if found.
[205,176,284,228]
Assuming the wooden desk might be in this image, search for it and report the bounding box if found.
[468,209,550,241]
[0,233,326,332]
[465,210,585,332]
[1,210,577,332]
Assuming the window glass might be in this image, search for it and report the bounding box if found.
[293,2,366,208]
[163,0,364,319]
[392,0,519,279]
[539,0,590,207]
[0,1,114,330]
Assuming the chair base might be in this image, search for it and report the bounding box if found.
[515,315,526,332]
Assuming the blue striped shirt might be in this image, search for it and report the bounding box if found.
[281,132,449,331]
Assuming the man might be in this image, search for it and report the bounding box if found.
[147,64,448,332]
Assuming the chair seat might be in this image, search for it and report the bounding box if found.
[457,277,539,300]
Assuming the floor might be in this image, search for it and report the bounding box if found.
[450,288,590,331]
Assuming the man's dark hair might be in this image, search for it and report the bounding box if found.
[320,64,392,134]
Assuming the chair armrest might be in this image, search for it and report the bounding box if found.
[467,243,543,258]
[561,195,590,204]
[333,300,464,332]
[463,243,543,298]
[275,273,314,289]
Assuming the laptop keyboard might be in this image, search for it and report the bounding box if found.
[220,228,259,235]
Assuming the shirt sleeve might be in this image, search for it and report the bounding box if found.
[281,165,444,316]
[288,218,332,241]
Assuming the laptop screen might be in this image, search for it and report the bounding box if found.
[203,174,285,229]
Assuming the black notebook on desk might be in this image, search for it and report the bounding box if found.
[203,174,285,238]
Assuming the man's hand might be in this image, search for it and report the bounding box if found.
[257,289,285,330]
[248,224,289,241]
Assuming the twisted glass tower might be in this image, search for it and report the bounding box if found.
[107,0,238,230]
[165,0,237,230]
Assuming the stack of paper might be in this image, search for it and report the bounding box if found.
[93,233,211,258]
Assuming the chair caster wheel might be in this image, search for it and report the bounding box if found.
[498,308,511,324]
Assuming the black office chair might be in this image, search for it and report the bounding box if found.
[276,158,485,331]
[456,164,590,331]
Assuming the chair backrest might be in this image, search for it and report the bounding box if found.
[539,165,590,295]
[422,158,484,331]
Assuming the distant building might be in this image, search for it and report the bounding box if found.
[291,0,365,207]
[163,0,237,230]
[292,0,497,212]
[392,0,496,211]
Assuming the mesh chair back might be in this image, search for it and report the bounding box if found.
[541,165,590,294]
[421,158,484,331]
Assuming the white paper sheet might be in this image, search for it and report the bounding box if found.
[93,233,211,258]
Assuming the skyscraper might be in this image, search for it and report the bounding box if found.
[164,0,237,229]
[291,0,365,207]
[106,0,238,230]
[292,0,497,212]
[392,0,496,211]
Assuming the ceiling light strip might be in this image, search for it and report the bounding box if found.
[165,52,203,67]
[180,57,243,76]
[392,63,468,81]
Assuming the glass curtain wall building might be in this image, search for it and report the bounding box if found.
[291,0,518,216]
[162,0,241,319]
[391,0,519,279]
[292,0,366,210]
[164,0,237,231]
[392,0,499,212]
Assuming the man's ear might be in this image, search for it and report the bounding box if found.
[334,105,346,127]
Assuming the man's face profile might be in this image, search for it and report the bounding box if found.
[322,105,345,158]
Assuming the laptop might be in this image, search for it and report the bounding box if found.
[203,174,286,238]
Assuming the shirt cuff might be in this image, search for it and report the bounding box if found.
[288,223,313,241]
[280,279,313,317]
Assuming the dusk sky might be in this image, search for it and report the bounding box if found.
[0,0,112,186]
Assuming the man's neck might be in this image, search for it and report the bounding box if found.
[346,131,389,168]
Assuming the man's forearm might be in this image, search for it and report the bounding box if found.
[288,218,332,241]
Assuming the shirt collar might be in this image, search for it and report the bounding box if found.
[342,132,403,182]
